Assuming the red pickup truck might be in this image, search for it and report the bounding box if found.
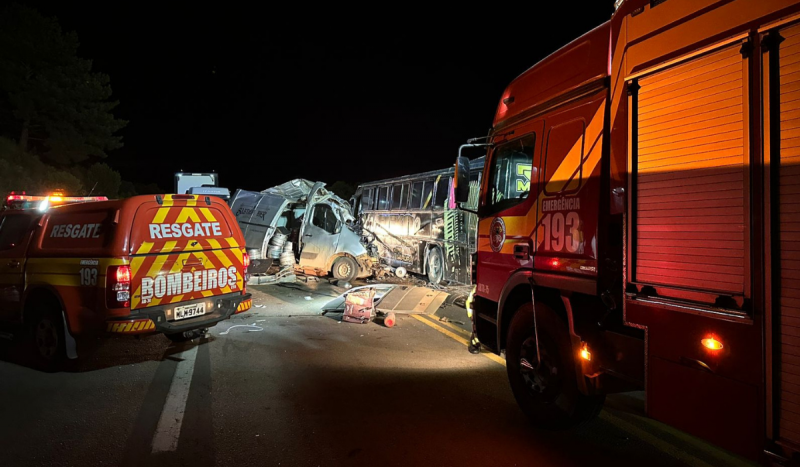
[0,193,252,368]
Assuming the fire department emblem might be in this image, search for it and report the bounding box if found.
[490,217,506,253]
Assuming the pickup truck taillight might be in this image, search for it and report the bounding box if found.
[107,265,131,308]
[242,252,250,293]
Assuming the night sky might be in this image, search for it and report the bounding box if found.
[22,3,614,192]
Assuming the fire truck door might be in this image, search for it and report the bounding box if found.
[0,214,35,321]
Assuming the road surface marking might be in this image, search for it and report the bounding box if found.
[151,345,199,453]
[426,315,472,337]
[411,314,505,366]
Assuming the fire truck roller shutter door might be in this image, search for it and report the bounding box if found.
[633,43,748,295]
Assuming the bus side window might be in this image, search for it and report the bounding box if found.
[363,188,373,212]
[433,176,450,209]
[421,180,434,210]
[377,186,389,210]
[400,183,409,209]
[390,185,404,210]
[411,181,424,209]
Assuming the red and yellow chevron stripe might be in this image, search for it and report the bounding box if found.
[107,319,156,334]
[130,198,244,310]
[236,298,252,314]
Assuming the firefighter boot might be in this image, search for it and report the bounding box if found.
[468,332,481,354]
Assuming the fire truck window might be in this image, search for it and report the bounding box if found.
[421,181,434,209]
[377,186,389,210]
[410,181,424,209]
[311,204,337,234]
[487,134,536,212]
[433,176,451,209]
[0,215,32,250]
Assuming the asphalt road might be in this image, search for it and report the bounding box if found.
[0,279,755,467]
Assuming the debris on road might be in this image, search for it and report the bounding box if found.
[438,316,465,326]
[322,284,449,330]
[376,286,449,315]
[342,288,375,324]
[219,324,265,335]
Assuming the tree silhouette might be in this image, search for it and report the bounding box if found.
[0,4,127,165]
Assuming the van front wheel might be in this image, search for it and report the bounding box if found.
[332,256,358,282]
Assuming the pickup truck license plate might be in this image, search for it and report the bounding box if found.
[174,303,206,321]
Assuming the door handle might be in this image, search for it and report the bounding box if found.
[7,260,20,268]
[679,356,714,373]
[304,234,313,238]
[513,244,530,261]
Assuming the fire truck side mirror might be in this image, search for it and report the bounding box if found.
[454,156,470,204]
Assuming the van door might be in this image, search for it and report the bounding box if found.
[229,189,288,255]
[0,213,36,321]
[299,203,341,270]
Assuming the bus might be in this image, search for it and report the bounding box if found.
[352,157,484,285]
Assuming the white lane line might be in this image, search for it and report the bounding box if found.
[151,346,199,453]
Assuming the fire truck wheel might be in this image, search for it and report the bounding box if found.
[505,302,604,430]
[30,308,67,371]
[332,256,358,283]
[426,247,444,285]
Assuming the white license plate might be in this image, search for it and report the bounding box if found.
[173,303,206,321]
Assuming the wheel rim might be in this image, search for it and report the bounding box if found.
[429,251,442,281]
[518,335,560,401]
[36,318,59,359]
[337,261,352,278]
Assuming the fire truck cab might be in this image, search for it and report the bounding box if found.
[0,193,252,369]
[456,0,800,462]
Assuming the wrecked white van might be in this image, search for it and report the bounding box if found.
[229,179,375,282]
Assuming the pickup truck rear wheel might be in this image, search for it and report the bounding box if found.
[332,256,358,283]
[505,302,604,429]
[30,309,67,371]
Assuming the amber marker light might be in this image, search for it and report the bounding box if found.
[702,337,724,351]
[580,343,592,361]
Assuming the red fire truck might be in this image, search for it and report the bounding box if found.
[454,0,800,462]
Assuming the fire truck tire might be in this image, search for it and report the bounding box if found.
[426,247,444,285]
[505,302,604,430]
[332,256,358,283]
[30,308,67,371]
